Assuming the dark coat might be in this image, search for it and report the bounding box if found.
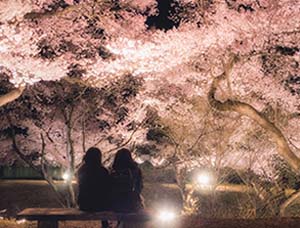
[77,164,111,211]
[110,164,143,212]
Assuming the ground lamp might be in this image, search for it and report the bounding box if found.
[157,209,176,222]
[195,170,216,191]
[155,206,179,227]
[62,171,71,182]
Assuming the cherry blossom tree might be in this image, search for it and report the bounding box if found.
[0,75,148,206]
[1,0,300,215]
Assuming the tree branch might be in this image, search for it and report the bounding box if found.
[208,59,300,213]
[0,86,25,107]
[280,190,300,216]
[208,58,300,173]
[40,133,66,207]
[9,122,66,207]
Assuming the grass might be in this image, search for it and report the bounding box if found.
[0,180,182,217]
[2,180,300,227]
[0,180,182,228]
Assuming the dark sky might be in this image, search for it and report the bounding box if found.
[145,0,181,31]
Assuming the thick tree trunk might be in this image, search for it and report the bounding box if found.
[208,73,300,173]
[208,60,300,216]
[0,86,24,107]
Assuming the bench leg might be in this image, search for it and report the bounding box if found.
[38,220,58,228]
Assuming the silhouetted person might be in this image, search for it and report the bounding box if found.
[111,148,143,213]
[77,147,110,228]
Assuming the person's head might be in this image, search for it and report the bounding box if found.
[83,147,102,166]
[112,148,136,170]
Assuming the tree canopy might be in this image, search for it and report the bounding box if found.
[0,0,300,174]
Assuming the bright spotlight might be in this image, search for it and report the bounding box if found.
[62,172,71,181]
[157,209,176,222]
[195,171,216,190]
[197,172,211,186]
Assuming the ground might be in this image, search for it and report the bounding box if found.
[1,180,300,228]
[0,180,182,217]
[0,180,181,228]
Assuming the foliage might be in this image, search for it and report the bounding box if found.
[0,0,300,216]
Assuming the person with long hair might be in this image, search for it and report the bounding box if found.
[111,148,143,213]
[77,147,110,228]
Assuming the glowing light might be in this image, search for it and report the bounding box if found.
[157,209,176,222]
[135,156,144,164]
[195,171,216,190]
[197,172,212,186]
[16,219,26,224]
[62,172,71,181]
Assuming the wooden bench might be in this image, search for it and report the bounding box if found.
[17,208,151,228]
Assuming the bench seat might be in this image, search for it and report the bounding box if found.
[17,208,151,228]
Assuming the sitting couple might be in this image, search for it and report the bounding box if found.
[77,147,143,227]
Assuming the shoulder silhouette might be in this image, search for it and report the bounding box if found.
[77,147,111,212]
[110,148,144,212]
